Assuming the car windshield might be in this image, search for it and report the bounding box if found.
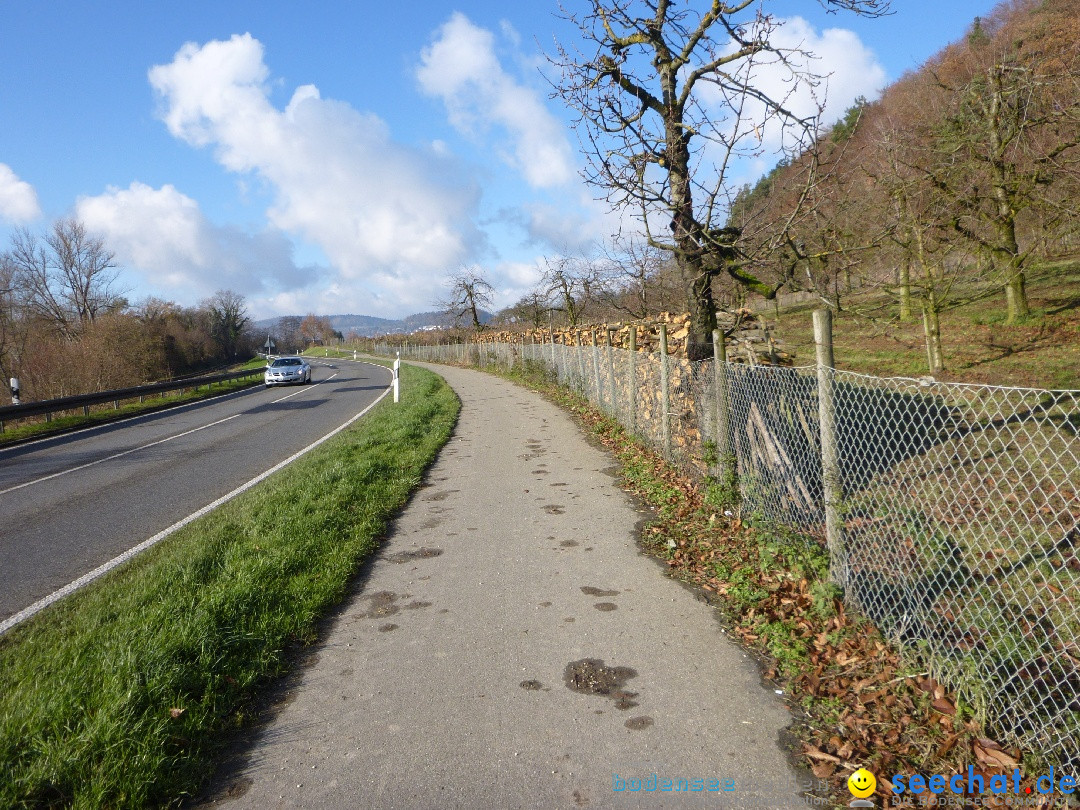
[271,358,302,367]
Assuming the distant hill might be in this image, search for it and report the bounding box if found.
[254,310,493,337]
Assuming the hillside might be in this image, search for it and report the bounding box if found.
[254,310,493,338]
[764,260,1080,390]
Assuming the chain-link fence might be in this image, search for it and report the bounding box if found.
[373,333,1080,771]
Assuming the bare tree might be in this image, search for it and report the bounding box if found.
[539,254,601,327]
[926,53,1080,323]
[502,289,553,329]
[0,255,29,395]
[203,289,250,361]
[552,0,889,358]
[7,219,124,336]
[438,268,495,331]
[300,313,337,345]
[596,237,677,319]
[276,316,304,354]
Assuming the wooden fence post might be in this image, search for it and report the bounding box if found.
[575,331,588,395]
[605,327,618,421]
[814,308,844,584]
[660,323,672,459]
[712,329,736,494]
[628,327,638,436]
[591,329,603,408]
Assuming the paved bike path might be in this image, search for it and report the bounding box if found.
[206,363,810,809]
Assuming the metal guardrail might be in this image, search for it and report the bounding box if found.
[0,367,265,431]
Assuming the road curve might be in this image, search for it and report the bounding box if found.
[0,359,392,624]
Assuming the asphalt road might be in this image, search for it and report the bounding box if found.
[0,359,392,624]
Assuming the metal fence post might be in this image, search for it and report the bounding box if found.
[660,323,672,459]
[814,309,844,584]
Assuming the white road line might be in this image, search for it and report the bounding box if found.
[0,382,261,456]
[0,415,243,497]
[270,373,338,403]
[0,385,392,635]
[1,373,344,494]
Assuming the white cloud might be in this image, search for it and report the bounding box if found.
[518,202,603,254]
[147,33,482,314]
[488,259,544,310]
[417,13,574,189]
[76,182,318,301]
[808,23,887,121]
[0,163,41,224]
[762,18,885,140]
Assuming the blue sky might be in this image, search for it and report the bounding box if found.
[0,1,999,319]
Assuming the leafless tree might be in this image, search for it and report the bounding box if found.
[202,289,251,360]
[926,55,1080,323]
[438,268,495,331]
[595,237,678,319]
[502,289,553,329]
[300,313,337,345]
[7,219,124,336]
[552,0,889,358]
[539,254,602,327]
[0,255,28,395]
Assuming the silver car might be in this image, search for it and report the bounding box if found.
[264,356,312,386]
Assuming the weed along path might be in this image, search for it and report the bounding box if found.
[206,363,808,809]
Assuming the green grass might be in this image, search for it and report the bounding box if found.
[0,358,269,448]
[0,361,460,808]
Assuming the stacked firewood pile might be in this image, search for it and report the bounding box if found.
[476,311,794,365]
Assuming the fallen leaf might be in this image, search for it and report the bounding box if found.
[974,740,1020,770]
[803,746,842,764]
[932,697,956,715]
[937,733,959,758]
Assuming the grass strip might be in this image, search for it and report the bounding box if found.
[0,361,459,808]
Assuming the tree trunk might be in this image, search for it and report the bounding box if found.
[986,71,1030,324]
[666,101,716,361]
[1004,263,1029,323]
[922,296,944,373]
[681,258,717,361]
[899,261,913,322]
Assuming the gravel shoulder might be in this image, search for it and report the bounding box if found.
[202,362,811,809]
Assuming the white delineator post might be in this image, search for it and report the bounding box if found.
[393,354,401,403]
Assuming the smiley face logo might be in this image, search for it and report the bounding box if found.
[848,768,877,799]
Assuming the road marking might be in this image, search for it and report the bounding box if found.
[0,414,241,496]
[0,384,392,635]
[0,383,262,455]
[270,373,338,403]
